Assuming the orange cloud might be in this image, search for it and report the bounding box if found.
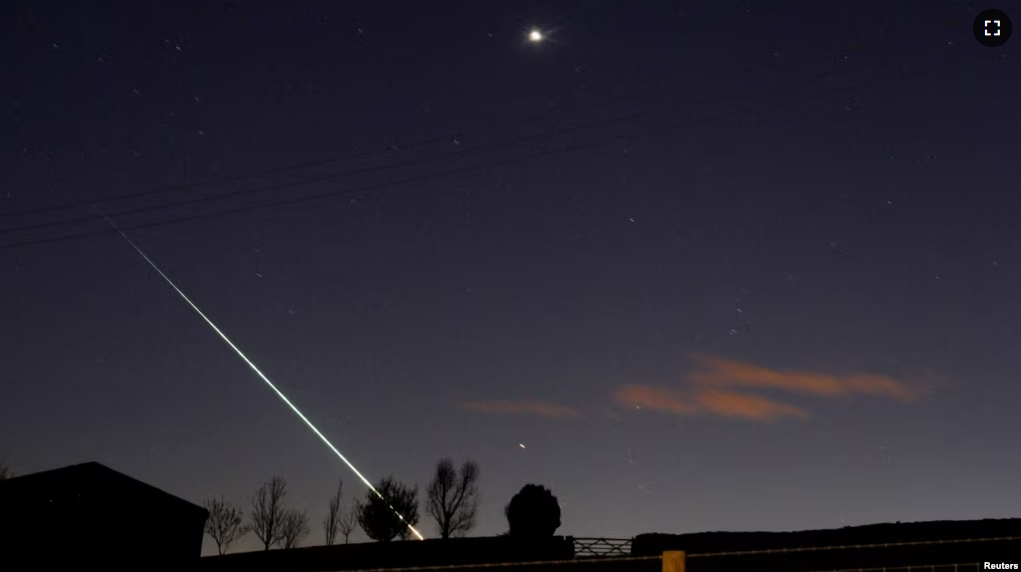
[687,353,925,403]
[613,384,808,421]
[612,354,926,422]
[694,389,810,421]
[459,399,583,419]
[614,385,698,415]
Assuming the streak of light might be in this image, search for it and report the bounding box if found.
[101,214,424,540]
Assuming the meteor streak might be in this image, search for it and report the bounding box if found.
[102,215,424,541]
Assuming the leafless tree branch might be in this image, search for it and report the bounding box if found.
[249,476,288,550]
[203,496,247,555]
[280,509,311,549]
[338,503,358,544]
[323,479,343,545]
[426,458,480,539]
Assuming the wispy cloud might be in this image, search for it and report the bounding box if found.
[614,385,698,415]
[687,353,925,402]
[613,353,926,422]
[614,384,809,421]
[463,356,927,424]
[694,389,810,421]
[458,399,583,419]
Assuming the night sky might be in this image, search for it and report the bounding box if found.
[2,0,1020,554]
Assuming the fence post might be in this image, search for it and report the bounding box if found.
[662,551,685,572]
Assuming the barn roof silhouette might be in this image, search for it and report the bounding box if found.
[0,461,207,570]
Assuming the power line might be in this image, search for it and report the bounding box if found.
[1,38,967,227]
[1,62,804,236]
[0,50,1001,251]
[2,0,867,220]
[1,50,975,239]
[0,95,728,236]
[1,68,751,220]
[1,51,998,249]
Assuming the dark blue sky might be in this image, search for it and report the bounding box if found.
[2,0,1020,553]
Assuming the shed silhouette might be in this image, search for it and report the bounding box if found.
[0,461,207,570]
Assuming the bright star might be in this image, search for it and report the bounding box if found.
[528,29,544,43]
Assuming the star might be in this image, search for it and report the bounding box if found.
[528,29,544,43]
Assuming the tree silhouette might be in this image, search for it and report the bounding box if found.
[504,484,561,538]
[357,476,420,542]
[338,504,358,544]
[0,461,12,480]
[426,458,480,539]
[323,479,343,546]
[279,509,311,549]
[250,477,288,550]
[203,496,247,555]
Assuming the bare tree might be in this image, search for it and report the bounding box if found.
[250,477,288,550]
[279,509,311,549]
[357,476,420,542]
[337,503,358,544]
[0,461,12,480]
[323,479,343,545]
[203,496,247,555]
[427,458,480,539]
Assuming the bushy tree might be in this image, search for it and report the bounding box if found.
[357,476,419,542]
[505,484,561,538]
